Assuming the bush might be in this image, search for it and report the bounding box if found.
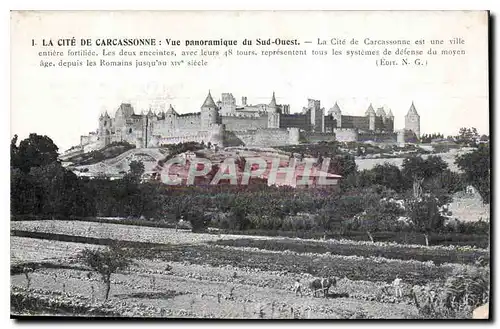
[415,266,489,319]
[247,214,283,231]
[185,211,209,233]
[352,196,407,232]
[444,266,490,309]
[281,213,316,231]
[453,219,490,235]
[209,212,233,229]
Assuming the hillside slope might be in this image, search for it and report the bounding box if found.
[70,148,167,178]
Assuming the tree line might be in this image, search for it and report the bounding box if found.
[11,133,490,240]
[420,127,489,146]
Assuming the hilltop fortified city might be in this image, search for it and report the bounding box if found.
[74,91,421,155]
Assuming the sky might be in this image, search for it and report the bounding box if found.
[11,10,489,152]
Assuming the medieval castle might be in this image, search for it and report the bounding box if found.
[78,91,420,152]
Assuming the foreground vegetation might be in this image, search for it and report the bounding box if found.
[11,224,489,319]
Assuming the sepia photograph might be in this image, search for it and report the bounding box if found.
[9,10,491,320]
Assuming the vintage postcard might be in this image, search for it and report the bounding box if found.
[10,10,490,319]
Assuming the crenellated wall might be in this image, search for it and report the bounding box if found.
[153,113,202,136]
[221,115,268,131]
[279,113,311,131]
[156,124,224,147]
[231,128,296,147]
[340,116,370,130]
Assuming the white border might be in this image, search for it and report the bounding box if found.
[3,1,498,329]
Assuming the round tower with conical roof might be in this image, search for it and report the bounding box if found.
[405,101,420,138]
[365,103,376,131]
[165,104,178,131]
[201,90,219,130]
[328,102,342,128]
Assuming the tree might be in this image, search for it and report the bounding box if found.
[402,155,448,189]
[455,127,479,146]
[28,163,73,216]
[420,134,432,144]
[10,133,96,217]
[78,246,132,301]
[402,156,427,182]
[424,156,449,178]
[128,160,145,180]
[420,133,445,144]
[185,208,209,233]
[456,144,490,204]
[406,194,444,246]
[228,196,253,230]
[15,134,59,173]
[369,163,405,192]
[324,188,379,228]
[11,134,19,168]
[423,169,465,206]
[479,135,489,142]
[326,154,357,189]
[11,167,36,215]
